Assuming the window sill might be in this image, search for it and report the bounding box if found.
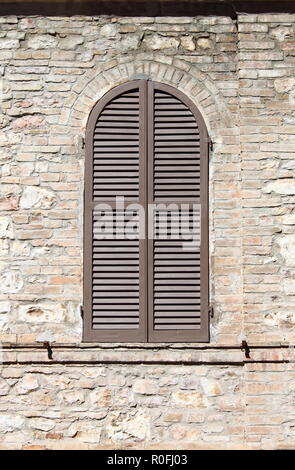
[1,342,291,365]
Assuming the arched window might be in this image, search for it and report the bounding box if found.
[83,80,209,342]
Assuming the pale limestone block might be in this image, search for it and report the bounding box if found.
[0,240,9,256]
[283,278,295,295]
[197,37,213,49]
[282,214,295,225]
[0,415,25,433]
[20,186,57,209]
[180,36,195,51]
[263,179,295,195]
[120,34,141,52]
[58,35,84,50]
[0,217,14,239]
[0,39,19,49]
[201,378,223,396]
[0,301,11,315]
[18,304,67,323]
[30,418,55,432]
[270,26,293,42]
[10,240,30,257]
[106,410,151,441]
[100,24,118,38]
[274,78,295,93]
[14,375,39,395]
[59,390,85,405]
[89,389,112,407]
[171,391,207,408]
[143,34,179,50]
[0,378,10,396]
[0,272,23,293]
[133,379,157,395]
[27,34,58,50]
[276,235,295,266]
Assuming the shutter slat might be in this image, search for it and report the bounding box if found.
[93,184,139,189]
[96,123,139,128]
[93,285,139,290]
[155,122,199,128]
[154,184,199,190]
[105,104,139,110]
[153,153,200,158]
[154,260,200,265]
[100,109,139,115]
[155,130,198,135]
[154,284,200,288]
[154,110,193,116]
[154,171,199,177]
[155,255,200,259]
[93,291,138,302]
[155,299,201,304]
[154,166,200,171]
[154,117,196,122]
[155,141,200,147]
[94,178,139,183]
[155,136,200,141]
[94,166,138,171]
[94,134,139,140]
[154,324,200,330]
[94,130,139,136]
[98,116,139,122]
[92,304,139,310]
[93,254,139,259]
[154,191,200,196]
[93,191,138,196]
[155,292,201,297]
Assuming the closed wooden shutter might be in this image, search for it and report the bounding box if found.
[84,80,208,343]
[84,81,147,342]
[148,82,208,342]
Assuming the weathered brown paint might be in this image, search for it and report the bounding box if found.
[84,81,146,342]
[147,81,209,342]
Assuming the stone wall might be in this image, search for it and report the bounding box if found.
[0,12,295,449]
[0,361,293,450]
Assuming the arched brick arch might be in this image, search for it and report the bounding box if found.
[60,53,235,138]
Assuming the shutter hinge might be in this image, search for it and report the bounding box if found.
[43,342,53,360]
[206,137,213,152]
[209,304,214,318]
[80,305,84,319]
[241,340,251,359]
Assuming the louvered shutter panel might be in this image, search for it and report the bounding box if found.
[84,81,147,342]
[147,82,208,342]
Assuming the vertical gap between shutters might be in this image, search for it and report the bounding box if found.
[147,80,154,343]
[145,80,149,342]
[140,79,148,343]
